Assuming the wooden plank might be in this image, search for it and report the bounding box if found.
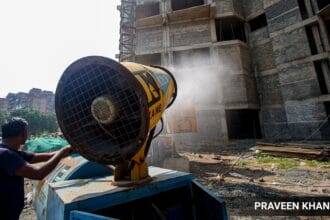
[256,142,330,160]
[256,146,322,155]
[256,142,329,149]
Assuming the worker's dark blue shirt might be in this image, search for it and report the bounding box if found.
[0,144,34,220]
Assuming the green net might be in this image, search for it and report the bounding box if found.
[25,136,69,153]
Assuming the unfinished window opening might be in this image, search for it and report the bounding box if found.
[136,53,161,66]
[171,0,204,11]
[225,109,262,139]
[324,101,330,118]
[316,0,329,11]
[305,25,318,55]
[249,14,267,32]
[326,19,330,43]
[314,60,329,94]
[324,101,330,127]
[297,0,309,20]
[136,2,160,19]
[173,48,210,67]
[215,18,246,42]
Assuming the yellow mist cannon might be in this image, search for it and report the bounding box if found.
[55,56,177,183]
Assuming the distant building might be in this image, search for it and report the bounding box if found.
[4,88,55,113]
[29,88,55,113]
[7,92,30,110]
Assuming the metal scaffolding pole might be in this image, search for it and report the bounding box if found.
[119,0,136,62]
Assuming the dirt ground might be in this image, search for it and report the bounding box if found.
[21,141,330,220]
[21,180,36,220]
[184,152,330,217]
[180,140,330,219]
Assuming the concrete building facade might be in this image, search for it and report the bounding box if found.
[118,0,330,143]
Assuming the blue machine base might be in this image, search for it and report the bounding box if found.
[45,167,227,220]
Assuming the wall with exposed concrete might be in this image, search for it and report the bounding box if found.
[170,20,211,47]
[244,0,264,18]
[136,27,163,54]
[255,0,330,140]
[215,0,244,18]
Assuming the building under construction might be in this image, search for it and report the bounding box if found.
[118,0,330,144]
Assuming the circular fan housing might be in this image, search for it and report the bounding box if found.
[55,56,149,165]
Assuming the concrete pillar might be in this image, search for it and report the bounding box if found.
[308,22,330,93]
[210,19,217,43]
[311,25,325,52]
[166,0,172,12]
[161,0,170,57]
[168,51,174,66]
[310,0,320,12]
[209,45,229,141]
[311,0,319,14]
[318,16,330,51]
[163,24,170,53]
[161,53,166,66]
[160,0,170,14]
[304,0,315,17]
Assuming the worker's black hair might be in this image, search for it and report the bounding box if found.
[1,117,28,139]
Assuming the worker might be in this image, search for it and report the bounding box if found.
[0,117,74,220]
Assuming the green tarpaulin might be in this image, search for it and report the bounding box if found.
[25,137,68,153]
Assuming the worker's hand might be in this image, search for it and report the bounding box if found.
[59,145,74,158]
[71,146,79,153]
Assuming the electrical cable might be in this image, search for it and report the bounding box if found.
[153,117,164,139]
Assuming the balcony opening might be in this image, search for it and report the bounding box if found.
[316,0,329,11]
[215,18,246,42]
[297,0,309,20]
[249,14,267,32]
[173,48,210,67]
[314,60,329,94]
[136,2,160,19]
[225,109,262,139]
[136,53,161,66]
[171,0,204,11]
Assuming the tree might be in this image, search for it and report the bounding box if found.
[8,108,58,135]
[0,111,8,127]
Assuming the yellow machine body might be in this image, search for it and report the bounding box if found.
[118,62,177,182]
[122,62,176,129]
[55,56,177,183]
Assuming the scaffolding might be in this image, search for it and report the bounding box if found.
[119,0,136,62]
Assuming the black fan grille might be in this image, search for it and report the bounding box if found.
[56,57,149,164]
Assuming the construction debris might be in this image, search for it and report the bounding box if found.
[256,142,330,160]
[228,172,251,180]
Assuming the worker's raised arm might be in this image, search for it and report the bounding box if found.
[30,152,56,163]
[15,146,72,180]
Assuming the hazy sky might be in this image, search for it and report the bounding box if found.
[0,0,120,97]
